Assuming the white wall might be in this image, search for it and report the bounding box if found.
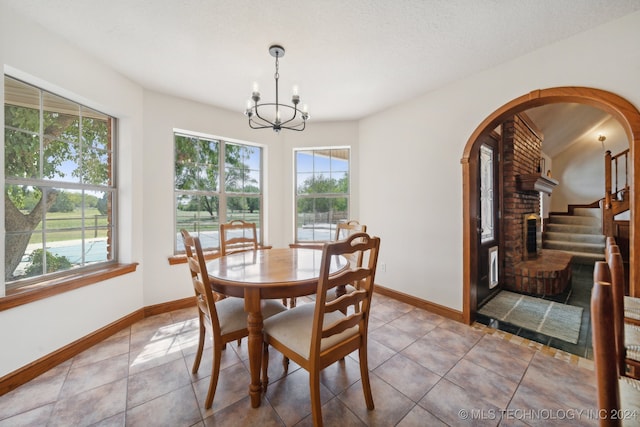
[550,117,629,212]
[0,5,145,377]
[359,11,640,311]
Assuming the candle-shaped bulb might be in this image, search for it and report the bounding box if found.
[252,82,259,93]
[292,85,299,96]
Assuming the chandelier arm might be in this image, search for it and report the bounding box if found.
[248,119,275,130]
[277,105,300,127]
[252,103,276,127]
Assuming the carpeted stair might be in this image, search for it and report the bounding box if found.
[543,207,605,264]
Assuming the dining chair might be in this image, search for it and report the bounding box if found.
[220,219,261,255]
[219,219,287,307]
[262,232,380,426]
[594,257,640,380]
[591,279,640,426]
[604,238,640,326]
[607,247,640,378]
[180,229,286,409]
[288,220,368,307]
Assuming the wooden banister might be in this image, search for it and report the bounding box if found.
[603,149,630,237]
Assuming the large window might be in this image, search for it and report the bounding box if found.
[174,132,263,252]
[295,148,350,242]
[4,76,116,294]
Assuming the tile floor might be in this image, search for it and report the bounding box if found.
[0,294,601,426]
[476,261,595,360]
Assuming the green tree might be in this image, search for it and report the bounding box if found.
[297,173,348,213]
[96,193,109,215]
[24,249,72,278]
[49,191,75,212]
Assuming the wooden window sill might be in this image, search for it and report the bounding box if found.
[0,263,139,312]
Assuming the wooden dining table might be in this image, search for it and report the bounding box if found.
[206,247,348,408]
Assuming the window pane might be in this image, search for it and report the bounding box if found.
[44,138,79,182]
[82,109,110,151]
[480,144,495,243]
[175,135,219,192]
[330,149,349,172]
[4,128,40,179]
[176,194,219,250]
[225,143,261,193]
[4,77,40,133]
[227,196,261,223]
[296,150,314,173]
[42,92,80,145]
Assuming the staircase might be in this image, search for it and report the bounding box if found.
[543,207,605,264]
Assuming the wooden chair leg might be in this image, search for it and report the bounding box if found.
[359,345,374,410]
[192,320,205,373]
[310,370,323,426]
[205,342,223,409]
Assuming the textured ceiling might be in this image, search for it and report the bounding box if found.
[5,0,640,124]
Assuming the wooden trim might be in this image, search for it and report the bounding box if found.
[0,263,139,312]
[374,284,464,322]
[462,86,640,324]
[0,297,197,397]
[143,296,196,317]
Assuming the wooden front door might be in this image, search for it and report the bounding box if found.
[477,133,501,307]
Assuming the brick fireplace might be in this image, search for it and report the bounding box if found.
[502,115,572,296]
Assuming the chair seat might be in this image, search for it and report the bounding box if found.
[263,303,359,359]
[625,323,640,349]
[218,297,286,335]
[619,376,640,421]
[625,296,640,321]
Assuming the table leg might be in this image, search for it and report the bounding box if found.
[244,290,263,408]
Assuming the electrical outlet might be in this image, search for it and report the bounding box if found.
[379,263,386,272]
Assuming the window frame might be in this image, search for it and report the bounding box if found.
[3,75,119,295]
[173,129,264,254]
[293,146,351,243]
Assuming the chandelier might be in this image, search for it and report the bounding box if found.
[244,45,309,133]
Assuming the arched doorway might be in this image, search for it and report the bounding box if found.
[461,87,640,324]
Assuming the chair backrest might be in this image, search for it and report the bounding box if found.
[335,220,367,241]
[607,245,627,377]
[310,232,380,359]
[336,220,367,269]
[181,229,223,336]
[591,279,622,425]
[220,220,259,255]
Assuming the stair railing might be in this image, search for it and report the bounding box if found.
[603,149,630,236]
